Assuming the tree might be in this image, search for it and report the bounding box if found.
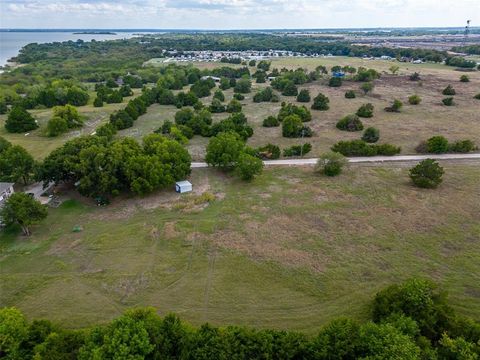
[328,77,342,87]
[282,115,304,138]
[345,90,356,99]
[408,95,422,105]
[47,116,68,137]
[356,103,374,118]
[234,78,252,94]
[0,145,35,184]
[0,136,11,154]
[219,77,231,90]
[236,153,263,181]
[248,59,256,67]
[442,85,456,96]
[93,97,103,107]
[262,116,279,127]
[362,127,380,143]
[296,89,311,103]
[409,159,444,189]
[336,114,364,132]
[5,106,38,133]
[315,152,347,176]
[442,97,455,106]
[209,98,225,113]
[213,90,225,102]
[226,99,242,113]
[0,307,28,358]
[311,93,330,110]
[427,136,449,153]
[385,99,403,112]
[360,82,374,95]
[0,193,48,236]
[66,86,89,106]
[205,132,245,170]
[311,318,360,359]
[282,81,298,96]
[389,65,400,75]
[409,72,421,81]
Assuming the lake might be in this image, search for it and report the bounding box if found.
[0,31,139,66]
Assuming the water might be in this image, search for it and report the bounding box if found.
[0,31,139,66]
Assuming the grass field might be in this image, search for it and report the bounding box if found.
[1,163,479,332]
[1,57,479,160]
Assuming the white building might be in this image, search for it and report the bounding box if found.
[175,181,192,194]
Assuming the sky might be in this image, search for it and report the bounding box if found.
[0,0,479,29]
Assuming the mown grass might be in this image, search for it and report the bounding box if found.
[1,164,479,332]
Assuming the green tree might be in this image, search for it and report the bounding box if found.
[0,145,36,184]
[282,81,298,96]
[5,106,38,133]
[442,97,455,106]
[362,127,380,143]
[226,99,242,113]
[0,307,28,359]
[93,97,103,107]
[205,132,245,170]
[315,152,348,176]
[360,82,374,95]
[311,93,330,110]
[66,86,90,106]
[0,193,48,236]
[47,116,69,137]
[311,318,360,359]
[282,115,303,138]
[438,334,479,360]
[427,136,449,153]
[408,95,422,105]
[296,89,311,103]
[236,153,263,181]
[345,90,356,99]
[356,103,374,118]
[234,78,252,94]
[213,90,225,102]
[442,85,456,95]
[0,136,12,154]
[328,77,342,87]
[409,159,445,189]
[336,114,364,132]
[460,74,470,82]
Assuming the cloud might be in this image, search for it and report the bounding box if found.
[0,0,478,28]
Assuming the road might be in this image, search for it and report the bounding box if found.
[191,153,480,168]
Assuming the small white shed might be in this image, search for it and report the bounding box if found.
[175,181,192,194]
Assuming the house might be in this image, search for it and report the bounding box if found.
[175,181,192,194]
[0,182,14,207]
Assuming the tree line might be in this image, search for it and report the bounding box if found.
[1,279,479,359]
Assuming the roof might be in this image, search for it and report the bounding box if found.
[176,181,192,187]
[0,182,14,193]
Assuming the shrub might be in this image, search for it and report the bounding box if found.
[283,143,312,157]
[234,78,252,94]
[442,85,456,96]
[345,90,356,99]
[331,140,400,157]
[282,81,298,96]
[46,116,68,137]
[362,127,380,143]
[448,139,477,153]
[415,141,428,154]
[331,140,377,156]
[356,103,374,118]
[385,99,403,112]
[175,108,195,125]
[328,77,342,87]
[355,68,380,82]
[474,93,480,100]
[409,72,421,81]
[315,152,347,176]
[282,115,304,138]
[256,144,280,159]
[209,99,225,113]
[236,152,263,181]
[336,114,364,132]
[278,103,312,122]
[296,89,311,103]
[376,143,401,156]
[253,87,275,103]
[93,97,104,107]
[360,82,374,94]
[426,136,449,153]
[408,95,422,105]
[213,90,225,102]
[409,159,444,188]
[459,75,470,82]
[233,93,245,101]
[442,97,454,106]
[226,99,242,113]
[262,116,280,127]
[311,93,330,110]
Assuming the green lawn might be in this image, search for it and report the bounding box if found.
[1,163,479,332]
